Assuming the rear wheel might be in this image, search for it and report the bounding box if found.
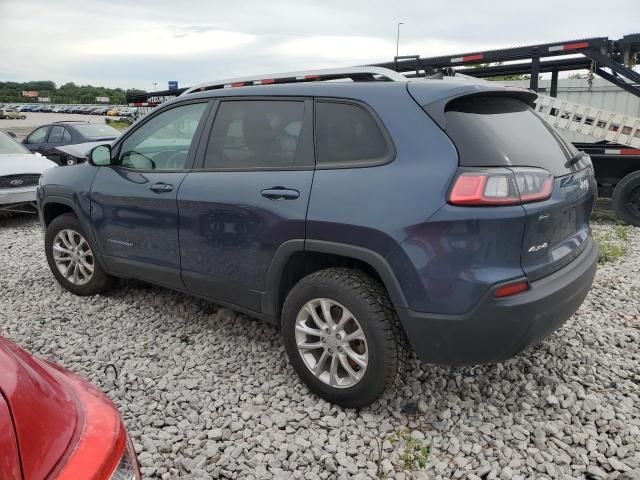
[612,171,640,227]
[282,268,407,408]
[45,213,115,295]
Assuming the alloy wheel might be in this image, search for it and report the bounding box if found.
[52,229,94,285]
[295,298,368,389]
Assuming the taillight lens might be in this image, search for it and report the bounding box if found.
[109,435,141,480]
[449,168,553,206]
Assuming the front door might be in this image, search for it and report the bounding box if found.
[178,98,314,313]
[90,101,210,289]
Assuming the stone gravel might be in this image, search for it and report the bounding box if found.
[1,216,639,480]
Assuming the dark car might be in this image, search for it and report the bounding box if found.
[23,121,120,165]
[37,67,598,407]
[91,107,110,115]
[0,336,141,479]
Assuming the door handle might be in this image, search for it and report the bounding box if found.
[149,182,174,193]
[261,187,300,200]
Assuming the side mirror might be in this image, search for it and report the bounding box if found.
[88,144,113,166]
[7,132,16,138]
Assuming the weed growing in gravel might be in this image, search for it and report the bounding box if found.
[615,224,631,242]
[593,224,631,264]
[388,429,430,472]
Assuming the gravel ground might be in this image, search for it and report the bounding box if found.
[1,216,639,480]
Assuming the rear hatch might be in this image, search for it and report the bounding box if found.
[416,87,596,281]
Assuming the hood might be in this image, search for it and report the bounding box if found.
[0,153,56,176]
[0,337,78,479]
[53,141,108,160]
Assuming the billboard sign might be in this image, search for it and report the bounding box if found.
[38,97,51,103]
[168,81,178,91]
[22,91,38,98]
[96,96,110,103]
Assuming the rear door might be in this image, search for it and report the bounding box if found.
[177,98,314,313]
[42,125,70,164]
[442,94,596,280]
[90,101,210,289]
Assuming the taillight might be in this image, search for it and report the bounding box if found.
[41,362,141,480]
[449,168,553,206]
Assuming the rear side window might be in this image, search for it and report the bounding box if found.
[204,100,308,169]
[48,126,65,143]
[315,101,391,166]
[444,96,578,176]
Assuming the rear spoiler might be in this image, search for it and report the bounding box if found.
[418,86,538,130]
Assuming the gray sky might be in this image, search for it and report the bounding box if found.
[1,0,638,90]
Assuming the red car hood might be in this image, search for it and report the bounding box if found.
[0,338,78,479]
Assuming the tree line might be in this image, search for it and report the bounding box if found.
[0,81,147,105]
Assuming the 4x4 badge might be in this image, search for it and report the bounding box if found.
[528,242,549,252]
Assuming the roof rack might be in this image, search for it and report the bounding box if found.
[181,66,406,95]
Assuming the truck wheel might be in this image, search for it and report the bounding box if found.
[612,171,640,227]
[45,213,115,295]
[281,268,408,408]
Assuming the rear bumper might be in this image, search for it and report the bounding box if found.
[397,236,598,366]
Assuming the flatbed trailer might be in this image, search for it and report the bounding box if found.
[372,34,640,225]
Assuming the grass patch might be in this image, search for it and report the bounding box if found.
[104,119,132,131]
[593,224,631,264]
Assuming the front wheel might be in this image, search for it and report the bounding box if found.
[45,213,115,295]
[282,268,407,408]
[612,171,640,227]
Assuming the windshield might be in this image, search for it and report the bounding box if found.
[74,124,120,139]
[0,131,30,155]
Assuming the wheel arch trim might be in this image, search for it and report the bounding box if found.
[263,239,409,318]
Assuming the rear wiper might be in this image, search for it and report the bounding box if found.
[566,151,584,166]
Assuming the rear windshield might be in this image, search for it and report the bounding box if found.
[74,124,120,139]
[444,96,581,176]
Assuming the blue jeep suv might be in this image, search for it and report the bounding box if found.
[37,67,598,407]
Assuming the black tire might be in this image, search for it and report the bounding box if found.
[45,213,115,295]
[282,268,408,408]
[612,171,640,227]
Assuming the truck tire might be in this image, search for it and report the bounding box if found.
[612,171,640,227]
[45,213,115,295]
[281,268,408,408]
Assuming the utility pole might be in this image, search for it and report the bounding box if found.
[396,22,404,57]
[153,82,158,91]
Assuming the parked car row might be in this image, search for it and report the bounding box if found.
[0,103,137,117]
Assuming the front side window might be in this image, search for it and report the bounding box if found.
[27,126,48,144]
[315,101,391,166]
[118,103,207,170]
[204,100,307,169]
